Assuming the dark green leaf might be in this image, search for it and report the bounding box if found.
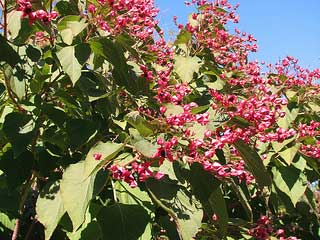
[147,178,203,240]
[125,111,154,137]
[66,119,97,150]
[0,35,21,67]
[3,112,35,157]
[272,166,308,206]
[174,29,192,45]
[234,140,272,187]
[189,163,228,236]
[97,203,150,240]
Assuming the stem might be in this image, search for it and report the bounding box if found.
[24,220,37,240]
[3,67,25,113]
[3,0,7,39]
[11,173,37,240]
[111,180,118,203]
[11,219,20,240]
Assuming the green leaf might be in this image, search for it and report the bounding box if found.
[60,162,96,230]
[7,11,34,44]
[3,65,26,100]
[125,111,154,137]
[174,55,202,83]
[66,205,103,240]
[272,166,308,206]
[0,36,21,67]
[55,1,80,15]
[58,16,87,45]
[7,11,23,39]
[114,181,153,213]
[26,45,41,62]
[97,203,150,240]
[83,141,124,178]
[0,212,15,231]
[66,119,97,150]
[174,29,192,45]
[57,44,90,85]
[89,37,130,89]
[188,163,228,236]
[278,143,301,165]
[272,135,296,152]
[2,112,35,157]
[277,106,298,129]
[36,180,66,240]
[234,140,272,187]
[164,104,184,117]
[130,130,158,158]
[0,150,34,189]
[147,178,203,240]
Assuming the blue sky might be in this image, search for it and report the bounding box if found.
[155,0,320,69]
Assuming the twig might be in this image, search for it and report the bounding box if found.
[3,67,25,112]
[11,219,20,240]
[3,0,7,39]
[24,219,38,240]
[11,173,37,240]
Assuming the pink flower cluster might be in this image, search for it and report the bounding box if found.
[203,160,254,184]
[248,216,297,240]
[87,0,159,40]
[152,137,179,162]
[109,162,164,188]
[17,0,58,24]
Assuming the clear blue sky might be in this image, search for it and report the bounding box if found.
[155,0,320,69]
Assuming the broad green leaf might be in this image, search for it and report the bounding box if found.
[130,130,158,158]
[272,135,296,152]
[97,203,150,240]
[272,166,308,206]
[0,212,15,231]
[7,12,34,44]
[3,65,26,100]
[55,1,80,15]
[174,55,202,83]
[0,188,19,213]
[277,106,298,129]
[278,144,301,165]
[190,104,210,114]
[2,112,35,157]
[57,44,90,85]
[115,181,153,213]
[58,16,87,45]
[36,180,66,240]
[89,37,131,89]
[159,161,179,181]
[174,29,192,45]
[164,103,184,117]
[205,79,225,90]
[66,205,102,240]
[0,150,34,189]
[125,111,154,137]
[60,162,96,230]
[83,141,124,178]
[229,179,253,221]
[234,140,272,187]
[7,11,23,39]
[66,119,97,150]
[147,178,203,240]
[0,36,21,68]
[188,163,228,236]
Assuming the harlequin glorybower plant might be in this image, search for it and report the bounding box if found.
[0,0,319,239]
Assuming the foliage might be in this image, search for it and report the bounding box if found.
[0,0,319,239]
